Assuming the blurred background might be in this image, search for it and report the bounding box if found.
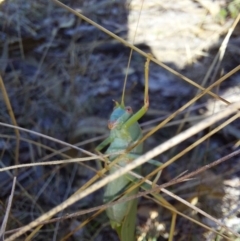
[0,0,240,240]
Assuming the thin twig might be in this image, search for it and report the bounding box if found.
[0,177,16,239]
[0,75,20,173]
[52,0,230,105]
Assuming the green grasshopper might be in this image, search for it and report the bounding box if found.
[96,57,176,241]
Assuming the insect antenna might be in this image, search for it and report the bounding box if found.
[121,1,145,108]
[121,50,133,107]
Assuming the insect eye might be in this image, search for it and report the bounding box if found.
[125,106,132,113]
